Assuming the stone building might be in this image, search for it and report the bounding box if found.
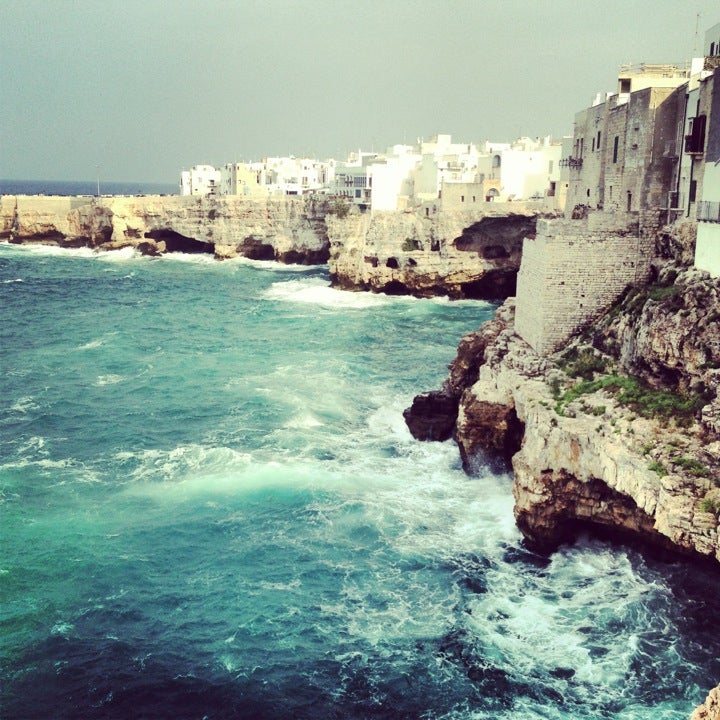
[516,22,720,354]
[565,64,690,214]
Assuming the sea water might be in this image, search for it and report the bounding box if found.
[1,242,719,719]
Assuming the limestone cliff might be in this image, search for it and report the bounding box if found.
[692,685,720,720]
[408,267,720,560]
[326,203,550,299]
[0,195,330,264]
[1,195,550,298]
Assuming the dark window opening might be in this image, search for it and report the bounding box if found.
[612,136,619,163]
[685,114,707,154]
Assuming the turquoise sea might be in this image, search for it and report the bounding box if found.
[1,242,719,719]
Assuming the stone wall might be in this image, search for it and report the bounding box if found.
[515,211,653,355]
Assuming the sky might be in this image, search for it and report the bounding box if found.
[1,0,718,184]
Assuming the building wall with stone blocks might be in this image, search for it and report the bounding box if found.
[568,86,683,215]
[515,212,654,355]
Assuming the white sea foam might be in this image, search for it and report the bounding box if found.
[77,331,117,350]
[9,396,39,414]
[94,374,125,386]
[155,252,216,264]
[265,278,395,309]
[2,278,23,283]
[283,412,324,429]
[95,247,139,262]
[17,435,46,454]
[236,256,326,272]
[0,242,101,259]
[116,444,254,485]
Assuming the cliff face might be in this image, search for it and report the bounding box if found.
[407,267,720,562]
[692,686,720,720]
[1,195,548,298]
[0,195,330,264]
[326,204,548,299]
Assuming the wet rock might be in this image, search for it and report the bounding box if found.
[403,391,458,441]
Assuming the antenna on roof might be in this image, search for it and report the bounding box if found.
[694,11,700,54]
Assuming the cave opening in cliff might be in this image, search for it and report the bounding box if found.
[460,271,517,300]
[144,229,214,254]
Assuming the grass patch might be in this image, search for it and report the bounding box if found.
[700,493,720,515]
[557,347,610,380]
[648,460,667,477]
[647,284,681,301]
[674,456,709,477]
[554,373,707,425]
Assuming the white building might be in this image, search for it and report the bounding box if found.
[179,165,221,196]
[499,136,563,201]
[694,25,720,277]
[178,134,565,209]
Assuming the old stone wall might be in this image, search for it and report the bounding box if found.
[515,211,653,355]
[602,100,630,211]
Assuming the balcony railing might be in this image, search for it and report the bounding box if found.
[559,156,583,169]
[698,200,720,223]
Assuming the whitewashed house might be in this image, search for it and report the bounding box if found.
[180,165,221,196]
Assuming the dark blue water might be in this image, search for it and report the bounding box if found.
[0,179,177,196]
[1,243,719,719]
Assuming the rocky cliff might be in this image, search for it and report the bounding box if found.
[1,195,547,299]
[0,194,330,264]
[326,203,550,299]
[405,253,720,718]
[407,264,720,558]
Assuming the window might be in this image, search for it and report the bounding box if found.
[612,136,619,163]
[461,195,465,202]
[689,180,697,203]
[620,78,631,93]
[596,131,601,149]
[685,115,707,154]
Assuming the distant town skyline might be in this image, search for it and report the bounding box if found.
[1,0,718,184]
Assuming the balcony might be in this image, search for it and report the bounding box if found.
[559,156,583,169]
[698,201,720,223]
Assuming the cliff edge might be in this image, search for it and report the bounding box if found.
[407,264,720,559]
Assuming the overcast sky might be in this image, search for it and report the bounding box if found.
[1,0,718,183]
